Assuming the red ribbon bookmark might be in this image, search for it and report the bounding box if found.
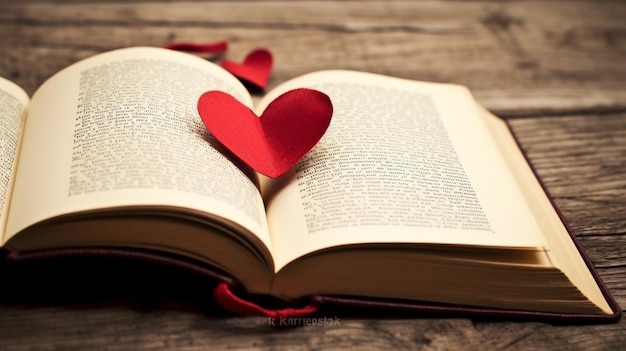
[213,282,319,318]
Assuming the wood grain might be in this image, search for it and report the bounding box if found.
[0,1,625,350]
[510,114,626,237]
[1,1,625,116]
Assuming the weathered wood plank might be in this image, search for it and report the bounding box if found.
[1,304,625,350]
[1,1,625,116]
[509,113,626,236]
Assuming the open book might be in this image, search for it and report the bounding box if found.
[0,47,620,321]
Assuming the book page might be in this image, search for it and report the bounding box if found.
[479,105,613,314]
[259,71,547,270]
[0,77,29,245]
[5,47,272,254]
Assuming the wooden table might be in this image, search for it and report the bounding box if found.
[1,1,625,349]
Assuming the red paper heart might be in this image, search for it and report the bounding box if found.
[221,48,273,89]
[198,88,333,178]
[164,40,228,55]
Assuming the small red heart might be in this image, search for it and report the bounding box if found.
[221,48,273,89]
[198,88,333,178]
[164,40,229,55]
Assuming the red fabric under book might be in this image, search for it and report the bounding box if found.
[1,246,621,324]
